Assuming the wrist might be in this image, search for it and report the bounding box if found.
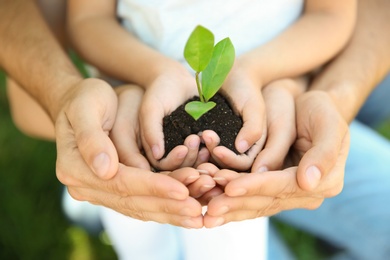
[308,81,361,123]
[143,57,189,88]
[224,58,264,92]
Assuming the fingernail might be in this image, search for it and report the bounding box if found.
[177,150,187,159]
[216,206,229,215]
[152,145,160,159]
[230,188,247,196]
[92,153,110,178]
[237,140,249,153]
[189,138,200,149]
[200,184,216,193]
[257,166,268,173]
[213,177,227,185]
[210,217,225,228]
[305,166,321,190]
[180,207,192,216]
[182,219,199,229]
[168,191,185,200]
[184,175,200,184]
[197,169,209,175]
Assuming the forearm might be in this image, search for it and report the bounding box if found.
[0,0,81,121]
[238,0,356,87]
[67,5,185,88]
[310,0,390,123]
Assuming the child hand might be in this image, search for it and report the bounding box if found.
[165,163,222,206]
[139,65,205,171]
[202,66,265,171]
[110,85,150,169]
[252,78,307,173]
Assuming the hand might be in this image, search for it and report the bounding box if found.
[139,65,207,170]
[202,90,350,227]
[202,66,266,171]
[55,78,203,228]
[251,78,306,172]
[164,163,223,206]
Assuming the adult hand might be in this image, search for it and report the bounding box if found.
[55,78,203,228]
[203,90,350,227]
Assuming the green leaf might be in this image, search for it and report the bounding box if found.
[185,101,216,120]
[201,37,235,101]
[184,25,215,72]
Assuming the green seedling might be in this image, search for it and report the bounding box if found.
[184,25,235,120]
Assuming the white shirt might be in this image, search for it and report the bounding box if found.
[118,0,304,63]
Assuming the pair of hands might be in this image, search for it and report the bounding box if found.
[55,73,349,229]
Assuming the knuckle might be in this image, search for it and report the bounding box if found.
[305,198,324,210]
[67,188,86,202]
[325,182,344,198]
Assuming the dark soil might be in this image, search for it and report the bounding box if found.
[162,93,243,158]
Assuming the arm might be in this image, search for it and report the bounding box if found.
[68,0,202,168]
[67,0,187,88]
[294,0,390,191]
[202,0,390,226]
[0,0,203,227]
[310,0,390,123]
[0,0,81,121]
[207,0,357,170]
[235,0,357,87]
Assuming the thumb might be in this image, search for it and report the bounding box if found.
[296,119,349,191]
[83,131,119,180]
[69,86,119,180]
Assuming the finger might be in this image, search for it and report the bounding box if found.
[163,167,202,186]
[193,147,211,167]
[71,186,202,216]
[212,169,243,188]
[202,130,256,171]
[151,145,189,171]
[207,191,323,217]
[80,189,204,228]
[140,93,166,160]
[234,92,266,153]
[67,162,192,200]
[204,194,323,227]
[187,175,216,199]
[179,135,202,167]
[296,93,350,191]
[111,85,150,169]
[197,162,219,176]
[56,84,119,180]
[196,186,224,206]
[252,83,296,172]
[223,168,302,197]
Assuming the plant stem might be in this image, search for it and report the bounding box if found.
[195,72,205,103]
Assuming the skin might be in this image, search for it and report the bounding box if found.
[66,0,356,171]
[5,0,386,230]
[0,0,204,228]
[200,0,390,227]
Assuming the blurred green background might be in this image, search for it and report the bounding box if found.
[1,67,389,259]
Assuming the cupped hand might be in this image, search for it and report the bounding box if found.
[139,65,206,171]
[202,90,350,227]
[202,66,266,171]
[55,78,203,228]
[251,78,306,173]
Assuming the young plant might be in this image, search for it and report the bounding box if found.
[184,25,235,120]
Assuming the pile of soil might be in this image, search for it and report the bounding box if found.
[162,93,243,158]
